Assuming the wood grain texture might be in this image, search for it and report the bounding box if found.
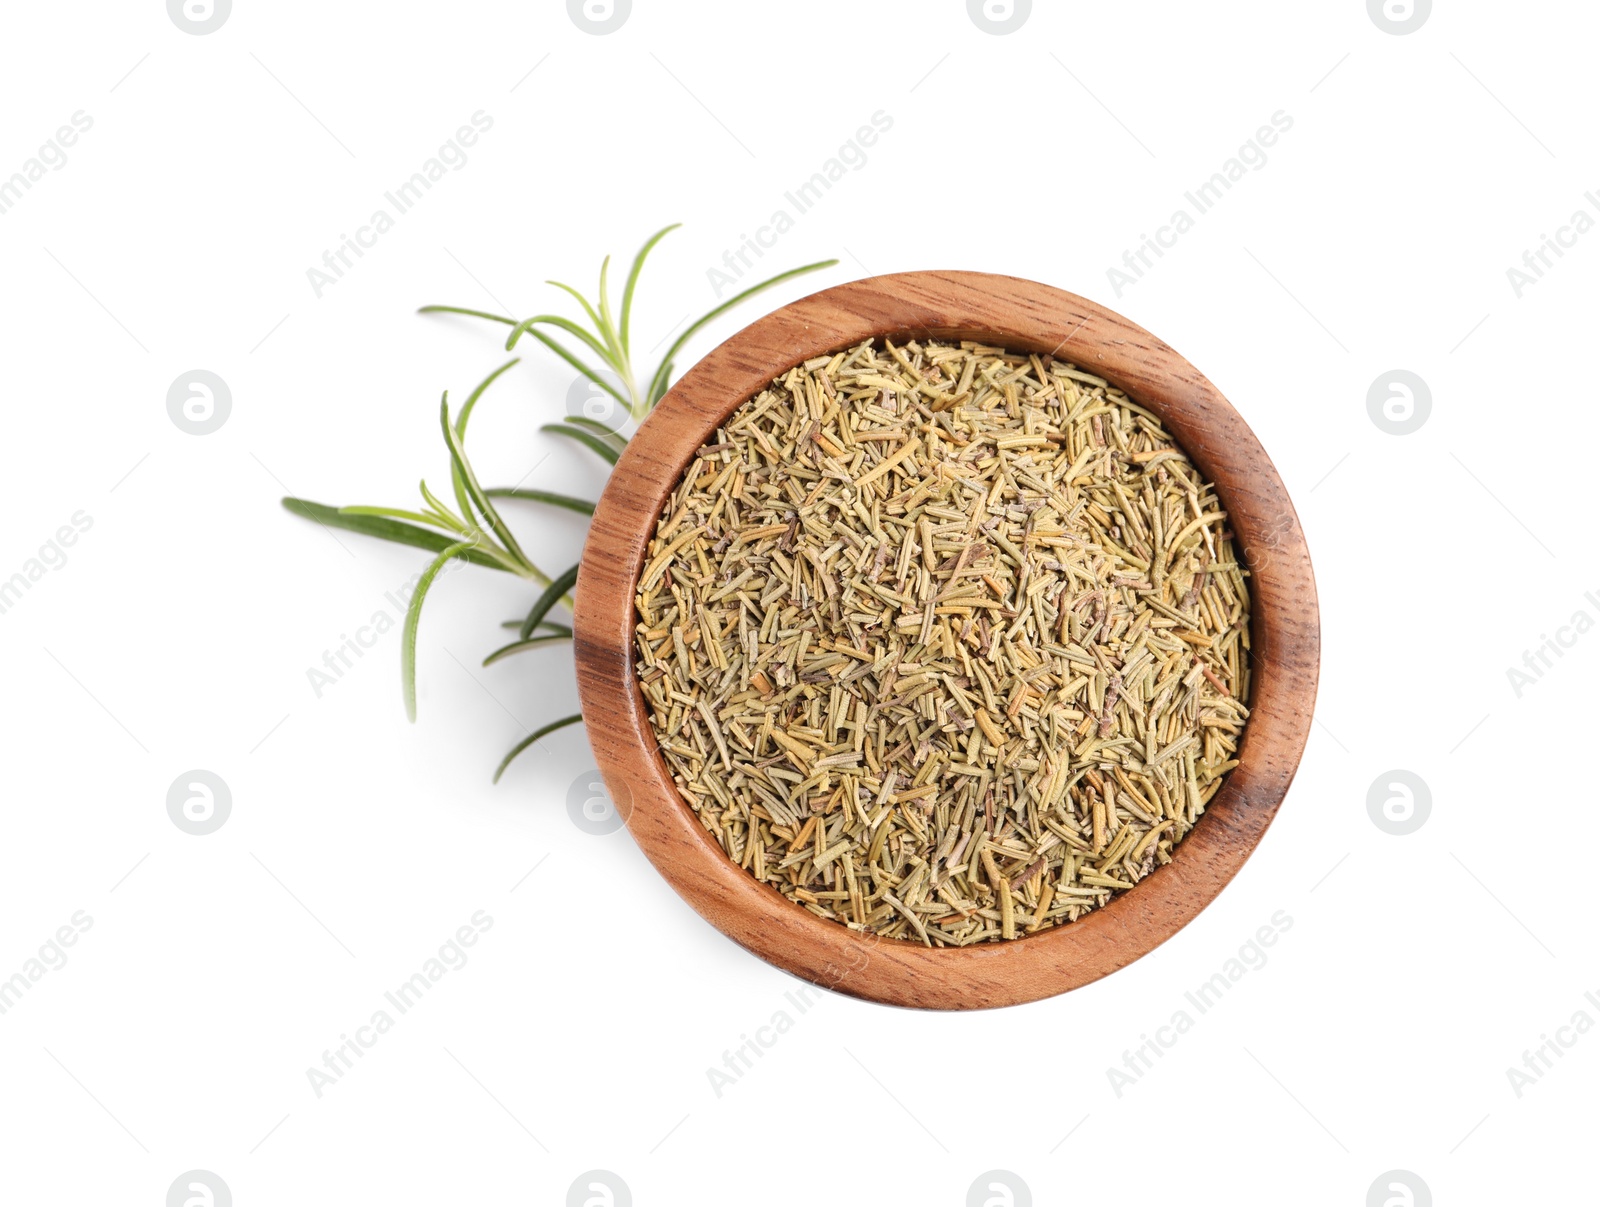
[574,271,1319,1010]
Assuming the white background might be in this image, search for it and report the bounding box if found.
[1,1,1594,1203]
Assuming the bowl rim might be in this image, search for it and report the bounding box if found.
[574,270,1319,1010]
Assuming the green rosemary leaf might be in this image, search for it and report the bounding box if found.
[540,422,619,465]
[417,304,517,326]
[453,363,519,544]
[340,503,460,531]
[563,414,626,439]
[649,360,676,407]
[506,314,615,369]
[440,397,534,572]
[596,255,623,365]
[446,427,476,524]
[416,478,472,536]
[482,634,573,667]
[519,564,580,639]
[493,713,584,784]
[645,360,673,410]
[281,498,510,570]
[648,259,838,407]
[483,488,596,516]
[562,416,628,456]
[544,280,607,340]
[507,326,630,409]
[500,619,572,636]
[403,539,476,721]
[450,467,475,537]
[620,223,680,356]
[456,357,520,438]
[442,401,477,530]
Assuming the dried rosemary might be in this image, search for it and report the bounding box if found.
[635,339,1251,945]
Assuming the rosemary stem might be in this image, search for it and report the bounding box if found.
[513,560,576,614]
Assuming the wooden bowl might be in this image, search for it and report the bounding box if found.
[574,271,1318,1010]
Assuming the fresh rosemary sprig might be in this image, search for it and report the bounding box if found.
[282,224,837,779]
[421,222,837,422]
[292,366,576,723]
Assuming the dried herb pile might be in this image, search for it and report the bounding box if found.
[635,339,1250,945]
